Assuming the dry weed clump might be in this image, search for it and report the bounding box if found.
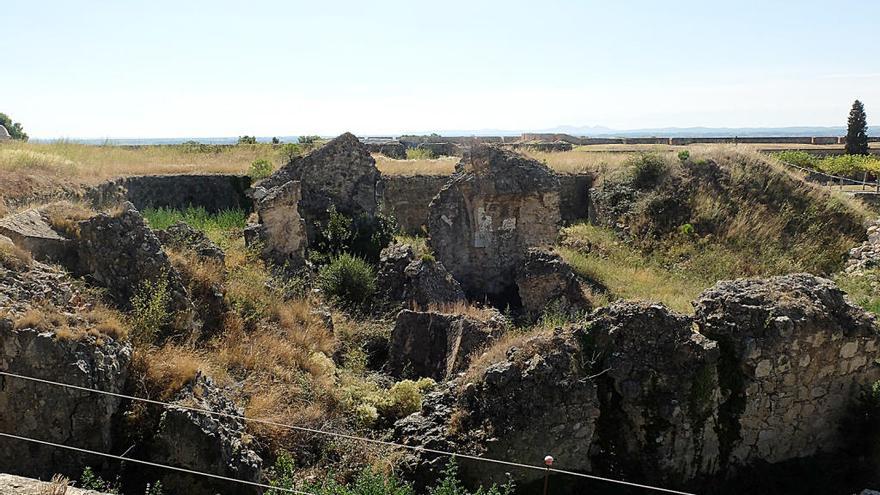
[41,201,96,238]
[422,300,499,321]
[131,345,211,401]
[39,474,70,495]
[0,240,33,270]
[461,327,554,385]
[12,303,130,343]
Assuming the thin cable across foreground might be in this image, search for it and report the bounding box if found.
[0,370,697,495]
[0,431,313,495]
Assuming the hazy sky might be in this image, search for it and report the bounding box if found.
[3,0,879,138]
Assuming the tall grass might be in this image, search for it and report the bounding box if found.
[142,206,247,244]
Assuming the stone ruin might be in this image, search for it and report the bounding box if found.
[396,274,880,489]
[427,145,561,304]
[259,132,382,243]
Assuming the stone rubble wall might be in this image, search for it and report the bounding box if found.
[87,174,251,213]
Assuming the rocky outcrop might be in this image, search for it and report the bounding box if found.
[244,180,308,267]
[0,328,131,478]
[381,175,449,235]
[397,273,880,489]
[77,203,196,336]
[141,373,263,495]
[389,309,504,380]
[588,302,720,484]
[377,243,465,309]
[365,141,406,159]
[260,132,382,242]
[515,248,594,319]
[454,327,600,485]
[694,274,880,467]
[427,146,561,303]
[0,209,76,266]
[846,219,880,274]
[155,221,225,263]
[0,257,76,316]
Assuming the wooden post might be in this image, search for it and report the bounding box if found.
[864,171,868,191]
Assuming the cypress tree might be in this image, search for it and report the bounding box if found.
[845,99,869,155]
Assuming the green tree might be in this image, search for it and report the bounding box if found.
[0,112,28,141]
[845,99,869,155]
[238,135,258,145]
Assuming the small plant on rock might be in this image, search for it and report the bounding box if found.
[129,276,171,344]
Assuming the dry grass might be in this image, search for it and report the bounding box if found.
[374,154,458,176]
[13,306,67,333]
[524,149,637,174]
[461,327,553,385]
[41,200,96,238]
[12,303,129,343]
[132,345,210,400]
[39,474,69,495]
[0,239,33,270]
[421,301,499,321]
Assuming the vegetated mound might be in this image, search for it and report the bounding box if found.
[589,147,868,278]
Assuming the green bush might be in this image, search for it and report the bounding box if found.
[238,135,258,145]
[406,148,435,160]
[774,150,818,169]
[248,159,274,180]
[313,206,397,263]
[79,467,120,494]
[318,254,377,310]
[629,153,669,189]
[677,150,690,162]
[278,142,303,163]
[129,276,171,344]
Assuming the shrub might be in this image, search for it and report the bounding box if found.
[278,143,302,163]
[377,379,422,420]
[679,223,695,236]
[318,254,376,310]
[629,153,669,189]
[677,150,690,162]
[249,159,274,180]
[79,467,120,494]
[774,150,818,169]
[0,241,32,270]
[430,459,514,495]
[129,276,171,344]
[406,147,434,160]
[313,206,397,263]
[238,135,258,145]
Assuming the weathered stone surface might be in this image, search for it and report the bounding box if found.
[0,474,111,495]
[143,373,262,495]
[381,175,449,235]
[454,327,600,485]
[155,221,225,263]
[0,209,76,266]
[0,257,75,315]
[244,180,308,267]
[588,302,721,484]
[389,309,503,380]
[365,141,407,159]
[261,132,382,241]
[515,248,593,319]
[694,273,880,467]
[415,142,462,157]
[77,203,196,335]
[427,146,561,302]
[0,328,131,478]
[87,174,252,213]
[846,218,880,274]
[558,172,593,223]
[377,243,465,309]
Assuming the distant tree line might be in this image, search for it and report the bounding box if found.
[0,112,28,140]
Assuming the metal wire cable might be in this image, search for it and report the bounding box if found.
[0,370,696,495]
[0,431,313,495]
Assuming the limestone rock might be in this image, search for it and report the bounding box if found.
[155,221,225,263]
[143,373,263,495]
[0,474,111,495]
[77,203,196,336]
[0,328,131,478]
[261,132,382,242]
[244,180,308,267]
[427,146,561,302]
[0,209,76,266]
[455,327,600,485]
[0,257,75,315]
[389,309,503,380]
[588,301,721,484]
[694,273,880,467]
[377,243,466,309]
[515,248,594,319]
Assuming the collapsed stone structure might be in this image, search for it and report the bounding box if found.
[515,248,595,319]
[397,274,880,489]
[377,243,465,310]
[244,180,308,266]
[0,327,131,478]
[77,203,197,335]
[389,309,504,381]
[427,146,561,303]
[260,132,382,242]
[0,209,77,267]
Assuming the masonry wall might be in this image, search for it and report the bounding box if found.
[88,174,252,213]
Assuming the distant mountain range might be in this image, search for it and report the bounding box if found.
[35,126,875,145]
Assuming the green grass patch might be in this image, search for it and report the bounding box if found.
[835,270,880,317]
[142,206,247,245]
